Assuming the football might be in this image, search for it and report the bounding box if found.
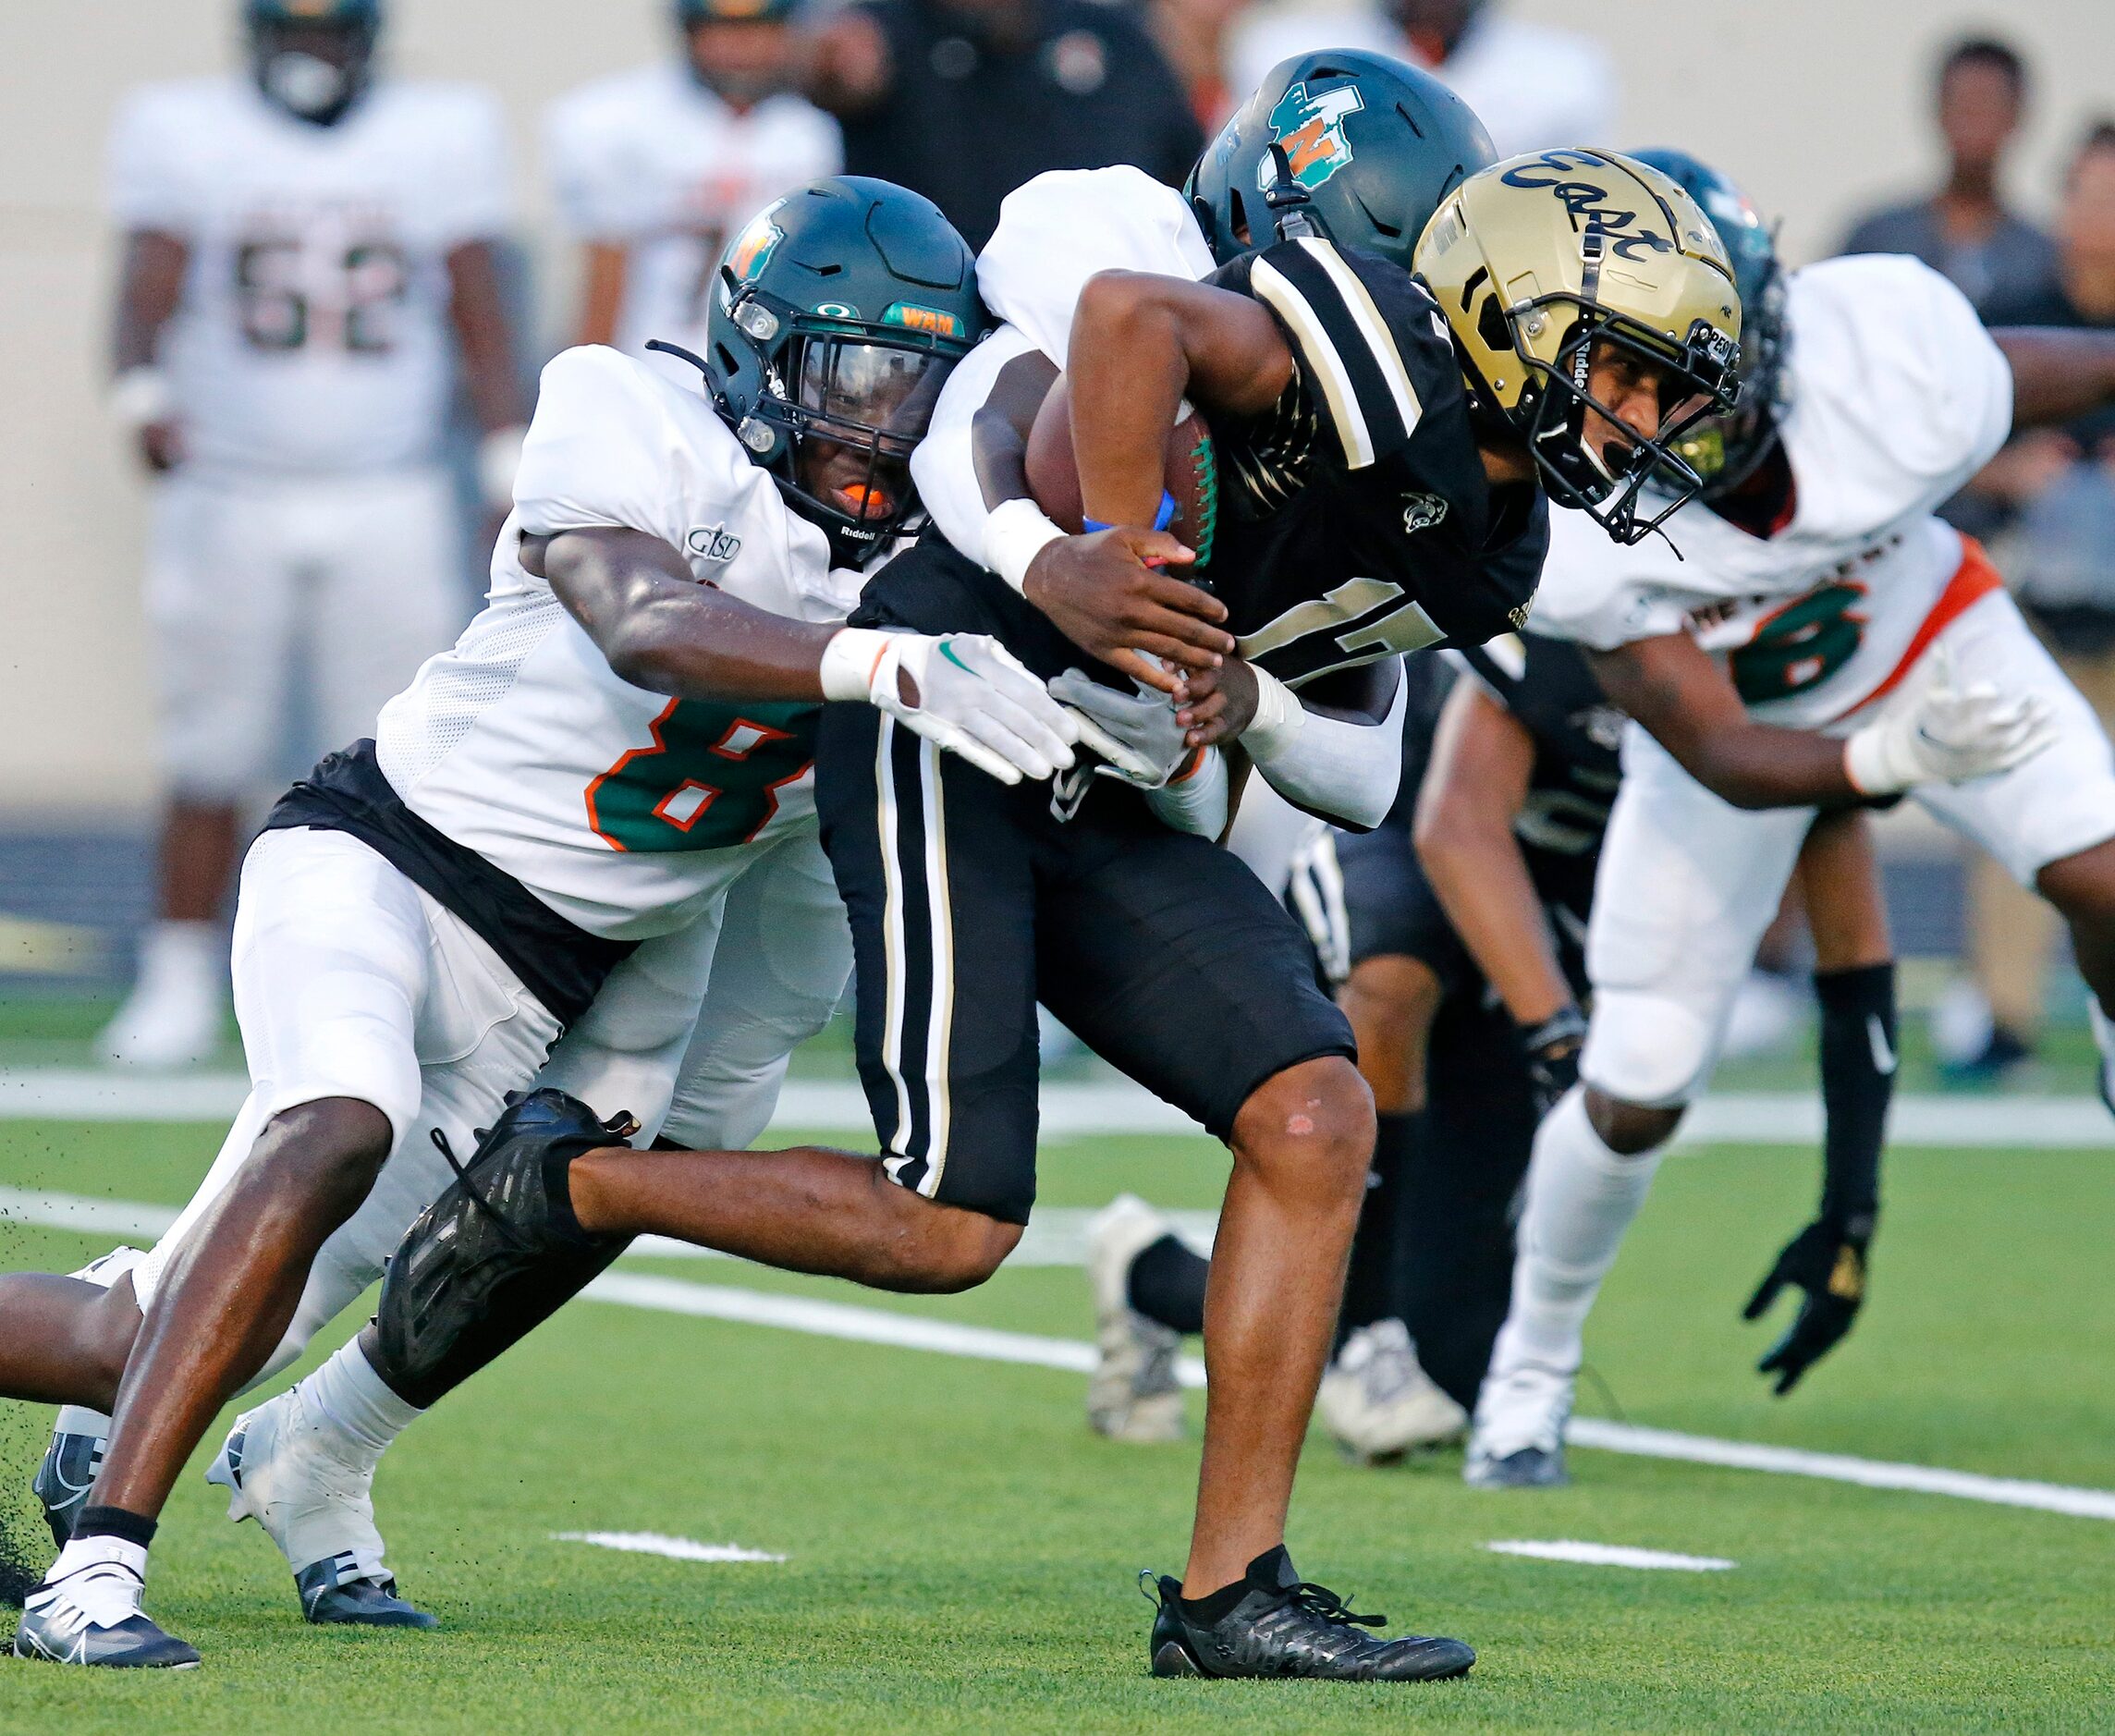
[1022,378,1220,571]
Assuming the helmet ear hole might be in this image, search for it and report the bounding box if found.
[1227,189,1250,247]
[1476,294,1511,356]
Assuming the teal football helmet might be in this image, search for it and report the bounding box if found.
[1629,147,1788,497]
[702,177,986,564]
[1185,50,1495,272]
[246,0,381,126]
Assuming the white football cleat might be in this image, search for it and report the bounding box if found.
[207,1388,434,1627]
[99,923,226,1069]
[1463,1361,1573,1489]
[1316,1319,1467,1463]
[1084,1194,1186,1443]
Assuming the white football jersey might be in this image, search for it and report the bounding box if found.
[912,167,1214,563]
[1529,255,2015,730]
[107,78,511,476]
[545,64,841,380]
[377,346,859,941]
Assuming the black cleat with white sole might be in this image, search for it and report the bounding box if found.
[13,1560,199,1669]
[374,1089,638,1400]
[1143,1547,1474,1681]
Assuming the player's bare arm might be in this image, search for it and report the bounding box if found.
[1994,325,2115,427]
[529,528,840,703]
[1065,269,1291,530]
[969,347,1233,692]
[574,241,629,348]
[112,228,189,473]
[1413,679,1574,1027]
[446,240,527,436]
[1589,631,1859,810]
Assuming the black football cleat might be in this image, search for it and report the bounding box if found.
[31,1427,104,1550]
[374,1089,638,1396]
[296,1559,437,1628]
[13,1559,199,1669]
[1143,1547,1474,1681]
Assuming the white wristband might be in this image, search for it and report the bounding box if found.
[478,424,529,513]
[984,497,1066,595]
[1241,663,1303,756]
[1842,727,1901,798]
[819,626,899,703]
[109,367,174,433]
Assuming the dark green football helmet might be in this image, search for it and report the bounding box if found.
[1630,147,1789,498]
[702,177,985,564]
[246,0,381,126]
[1186,49,1495,271]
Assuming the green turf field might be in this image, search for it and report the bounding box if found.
[0,1091,2110,1734]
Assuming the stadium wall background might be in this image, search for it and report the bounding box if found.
[0,0,2105,814]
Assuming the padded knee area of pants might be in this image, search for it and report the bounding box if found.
[1581,990,1714,1109]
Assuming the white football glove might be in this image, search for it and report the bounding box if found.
[1045,667,1186,787]
[1843,643,2058,796]
[821,629,1080,786]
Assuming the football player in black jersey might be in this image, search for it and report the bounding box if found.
[348,102,1744,1684]
[1095,631,1901,1468]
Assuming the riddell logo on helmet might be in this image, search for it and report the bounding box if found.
[1263,82,1364,190]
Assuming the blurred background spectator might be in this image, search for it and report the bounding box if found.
[1840,36,2059,318]
[547,0,840,379]
[1228,0,1616,155]
[1933,123,2115,1080]
[96,0,522,1067]
[1148,0,1251,134]
[802,0,1203,249]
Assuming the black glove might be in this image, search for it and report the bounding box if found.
[1518,1006,1587,1117]
[1742,1218,1871,1395]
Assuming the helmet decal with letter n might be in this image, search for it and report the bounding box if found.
[245,0,382,127]
[1186,50,1495,275]
[1415,148,1744,544]
[1628,147,1789,500]
[691,177,987,566]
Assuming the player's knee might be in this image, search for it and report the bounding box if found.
[2036,837,2115,922]
[1584,1087,1684,1156]
[1231,1056,1375,1202]
[79,1278,143,1400]
[251,1097,396,1220]
[1582,990,1714,1115]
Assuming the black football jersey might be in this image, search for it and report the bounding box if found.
[1201,236,1549,689]
[1455,630,1624,862]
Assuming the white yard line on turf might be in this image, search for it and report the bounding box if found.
[2,1068,2111,1147]
[553,1532,785,1563]
[577,1273,2115,1525]
[1485,1541,1735,1571]
[6,1185,2115,1524]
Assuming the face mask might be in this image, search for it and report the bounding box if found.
[692,63,783,107]
[262,50,354,122]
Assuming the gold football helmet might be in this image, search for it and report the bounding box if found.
[1414,148,1743,543]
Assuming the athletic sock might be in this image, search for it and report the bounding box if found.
[300,1339,425,1467]
[1489,1087,1666,1377]
[1813,961,1894,1234]
[1127,1234,1208,1336]
[1338,1111,1417,1342]
[55,1505,157,1584]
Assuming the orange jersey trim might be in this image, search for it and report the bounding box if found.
[1829,536,2006,724]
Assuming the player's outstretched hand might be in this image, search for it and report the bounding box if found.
[1023,529,1233,695]
[872,632,1082,786]
[1844,644,2058,795]
[1171,659,1260,748]
[1742,1217,1869,1395]
[1047,668,1189,787]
